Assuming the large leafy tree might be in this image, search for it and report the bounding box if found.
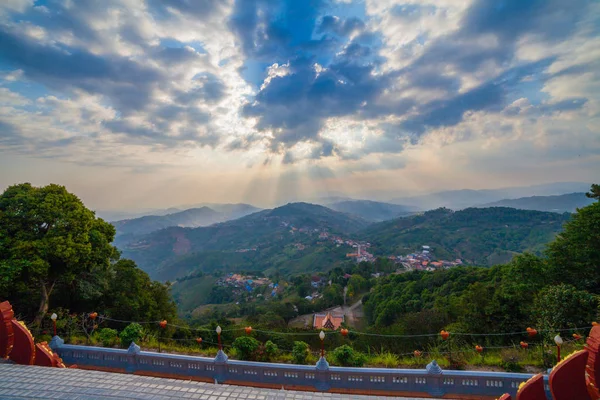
[0,183,117,324]
[546,193,600,293]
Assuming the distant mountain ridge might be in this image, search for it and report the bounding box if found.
[327,200,420,221]
[112,203,262,238]
[477,193,594,213]
[390,182,591,210]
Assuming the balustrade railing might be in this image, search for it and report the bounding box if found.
[49,336,552,398]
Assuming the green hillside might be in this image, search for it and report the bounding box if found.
[118,202,371,280]
[360,207,570,265]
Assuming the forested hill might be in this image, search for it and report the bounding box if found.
[118,202,371,280]
[361,207,571,265]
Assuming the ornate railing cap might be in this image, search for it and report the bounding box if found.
[426,360,443,375]
[127,342,141,355]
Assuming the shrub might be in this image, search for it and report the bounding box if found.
[120,323,144,348]
[332,345,366,367]
[97,328,118,347]
[232,336,260,360]
[264,340,279,360]
[292,341,310,364]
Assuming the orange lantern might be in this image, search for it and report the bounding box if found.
[413,350,422,358]
[475,345,483,353]
[520,341,529,349]
[440,330,450,340]
[89,312,98,320]
[526,327,537,337]
[245,326,253,335]
[573,333,582,340]
[196,337,203,344]
[340,328,349,337]
[159,320,167,329]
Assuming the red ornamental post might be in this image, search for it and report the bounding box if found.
[216,326,222,351]
[319,331,325,357]
[554,335,563,364]
[50,313,57,336]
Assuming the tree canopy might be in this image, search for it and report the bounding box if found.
[0,183,176,327]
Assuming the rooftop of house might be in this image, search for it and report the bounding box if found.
[313,312,345,330]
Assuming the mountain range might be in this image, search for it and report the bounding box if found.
[111,203,261,238]
[115,202,571,281]
[477,192,594,213]
[389,182,591,210]
[117,202,371,280]
[326,200,419,221]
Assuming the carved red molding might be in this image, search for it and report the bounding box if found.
[0,301,14,359]
[516,374,547,400]
[549,349,591,400]
[9,320,35,365]
[35,341,55,367]
[586,325,600,399]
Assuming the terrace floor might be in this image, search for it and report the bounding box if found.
[0,363,435,400]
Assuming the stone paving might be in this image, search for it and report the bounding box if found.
[0,364,434,400]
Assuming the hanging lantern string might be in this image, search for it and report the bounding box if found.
[91,314,593,339]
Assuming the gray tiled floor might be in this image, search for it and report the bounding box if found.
[0,364,432,400]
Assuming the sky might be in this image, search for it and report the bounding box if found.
[0,0,599,210]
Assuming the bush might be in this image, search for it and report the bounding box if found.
[292,341,310,364]
[97,328,118,347]
[232,336,260,360]
[332,345,366,367]
[264,340,279,360]
[120,323,144,348]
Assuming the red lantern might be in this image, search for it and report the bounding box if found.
[526,327,537,337]
[89,312,98,320]
[245,326,252,335]
[440,330,450,340]
[475,345,483,353]
[573,333,582,340]
[520,341,528,349]
[159,320,167,329]
[413,350,422,358]
[196,337,203,344]
[593,322,598,326]
[340,328,349,337]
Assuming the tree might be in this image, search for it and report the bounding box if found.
[0,183,117,325]
[546,201,600,293]
[533,284,598,334]
[104,259,177,325]
[586,183,600,200]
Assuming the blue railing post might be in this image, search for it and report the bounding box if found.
[49,335,64,352]
[426,360,445,397]
[214,349,228,383]
[315,356,330,391]
[126,342,140,373]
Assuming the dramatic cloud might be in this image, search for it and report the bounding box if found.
[0,0,598,208]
